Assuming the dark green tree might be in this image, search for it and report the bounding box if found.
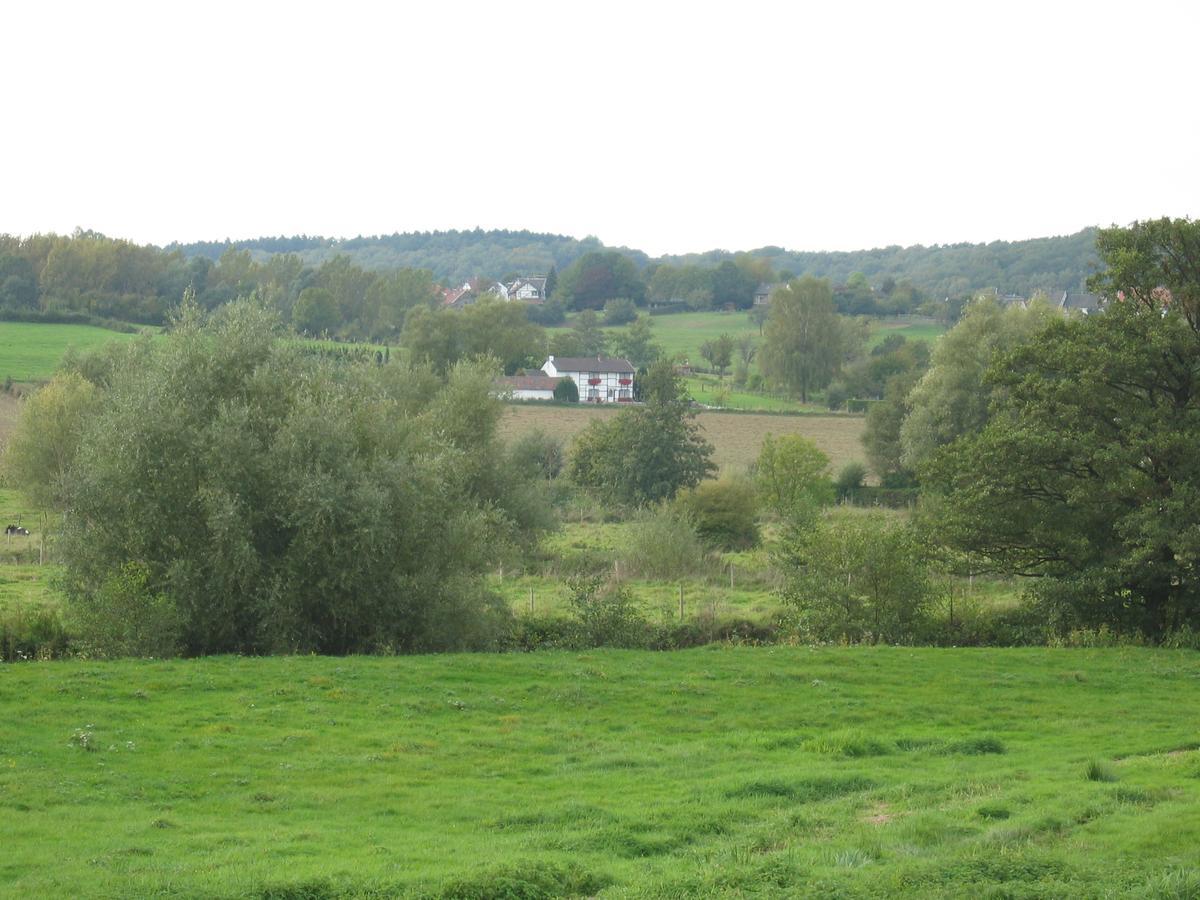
[699,333,735,378]
[571,309,608,356]
[611,316,662,369]
[923,220,1200,637]
[569,366,714,505]
[293,286,339,335]
[711,260,758,308]
[557,251,645,309]
[553,376,579,402]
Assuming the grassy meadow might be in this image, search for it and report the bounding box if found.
[3,647,1199,898]
[499,404,867,474]
[0,321,140,383]
[553,311,946,369]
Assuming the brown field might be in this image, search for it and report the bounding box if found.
[0,391,21,446]
[498,403,867,473]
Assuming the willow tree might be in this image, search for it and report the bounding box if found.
[760,277,844,402]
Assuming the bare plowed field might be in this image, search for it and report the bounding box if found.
[499,403,866,473]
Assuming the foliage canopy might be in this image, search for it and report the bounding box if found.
[923,218,1200,638]
[29,300,549,656]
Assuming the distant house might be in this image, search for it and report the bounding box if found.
[542,355,635,403]
[1057,291,1102,315]
[753,283,782,306]
[495,374,562,400]
[508,276,548,302]
[441,282,475,308]
[486,275,549,304]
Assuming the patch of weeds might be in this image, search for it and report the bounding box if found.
[575,827,680,858]
[982,824,1037,846]
[1085,759,1118,782]
[1143,867,1200,899]
[918,851,1067,886]
[257,878,340,900]
[762,733,807,750]
[944,736,1006,755]
[436,860,609,899]
[584,755,651,771]
[1113,786,1169,807]
[804,730,891,757]
[725,779,797,800]
[895,737,942,752]
[70,728,97,752]
[725,775,874,803]
[976,804,1011,820]
[828,847,874,868]
[490,804,614,831]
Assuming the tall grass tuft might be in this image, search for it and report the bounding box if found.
[1085,759,1118,782]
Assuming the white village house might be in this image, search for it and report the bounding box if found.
[494,374,562,400]
[542,355,636,403]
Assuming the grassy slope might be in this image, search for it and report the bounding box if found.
[2,648,1198,898]
[0,322,139,383]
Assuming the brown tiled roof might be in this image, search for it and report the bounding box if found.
[496,375,561,391]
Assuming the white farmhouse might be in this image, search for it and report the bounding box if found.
[494,374,562,400]
[541,355,635,403]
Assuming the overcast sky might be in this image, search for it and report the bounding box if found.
[4,0,1197,256]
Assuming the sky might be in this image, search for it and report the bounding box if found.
[4,0,1198,257]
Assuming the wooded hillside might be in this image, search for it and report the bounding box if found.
[168,227,1100,298]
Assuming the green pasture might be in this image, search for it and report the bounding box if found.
[684,375,822,412]
[2,647,1199,897]
[0,322,140,383]
[867,317,946,349]
[554,310,945,370]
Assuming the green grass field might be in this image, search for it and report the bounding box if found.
[0,322,140,383]
[867,317,946,349]
[554,311,946,371]
[3,647,1198,897]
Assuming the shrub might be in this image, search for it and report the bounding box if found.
[755,433,834,521]
[553,376,579,402]
[602,298,638,326]
[825,380,849,410]
[68,562,183,658]
[620,506,706,579]
[776,509,935,644]
[674,478,759,549]
[526,297,566,326]
[835,461,868,499]
[564,575,648,648]
[0,603,72,661]
[508,429,564,480]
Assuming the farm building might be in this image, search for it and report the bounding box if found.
[542,355,635,403]
[494,374,562,400]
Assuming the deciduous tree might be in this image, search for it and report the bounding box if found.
[759,277,844,402]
